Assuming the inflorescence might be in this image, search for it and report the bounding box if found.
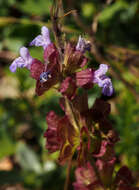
[10,26,139,190]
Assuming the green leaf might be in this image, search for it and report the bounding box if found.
[120,2,138,22]
[0,129,15,159]
[17,0,52,16]
[98,0,129,23]
[16,142,42,174]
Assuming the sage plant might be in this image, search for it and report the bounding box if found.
[10,6,139,190]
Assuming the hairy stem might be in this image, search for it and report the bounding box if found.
[51,0,64,55]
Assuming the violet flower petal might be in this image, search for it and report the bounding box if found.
[29,26,51,49]
[94,64,108,79]
[9,47,34,72]
[93,64,113,96]
[102,78,113,96]
[29,35,43,47]
[76,36,91,53]
[76,36,86,52]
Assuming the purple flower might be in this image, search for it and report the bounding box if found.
[76,36,91,53]
[29,26,51,49]
[9,47,34,72]
[93,64,113,96]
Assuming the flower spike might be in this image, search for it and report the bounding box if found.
[9,47,34,72]
[29,26,51,49]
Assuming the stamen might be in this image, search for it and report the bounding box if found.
[40,72,51,83]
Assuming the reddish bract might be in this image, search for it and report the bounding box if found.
[76,69,93,87]
[30,44,60,96]
[59,77,77,100]
[73,162,102,190]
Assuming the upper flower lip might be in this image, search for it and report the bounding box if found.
[76,36,91,53]
[29,26,51,50]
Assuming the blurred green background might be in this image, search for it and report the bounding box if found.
[0,0,139,189]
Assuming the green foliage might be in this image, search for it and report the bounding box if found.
[16,142,42,173]
[0,128,15,159]
[81,3,96,18]
[113,90,139,170]
[98,1,129,23]
[17,0,52,16]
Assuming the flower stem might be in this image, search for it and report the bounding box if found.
[64,157,72,190]
[51,0,64,56]
[65,97,80,132]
